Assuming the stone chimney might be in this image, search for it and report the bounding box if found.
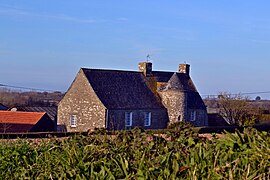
[179,64,190,75]
[138,62,152,76]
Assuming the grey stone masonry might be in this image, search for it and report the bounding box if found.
[58,69,106,132]
[179,64,190,75]
[158,91,187,125]
[58,62,208,132]
[138,62,152,76]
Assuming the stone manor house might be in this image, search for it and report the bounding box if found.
[58,62,208,132]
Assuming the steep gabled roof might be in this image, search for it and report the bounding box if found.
[158,72,197,92]
[82,68,164,109]
[0,111,46,132]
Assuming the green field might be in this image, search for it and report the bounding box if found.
[0,127,269,179]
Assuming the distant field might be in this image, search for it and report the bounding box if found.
[0,127,269,179]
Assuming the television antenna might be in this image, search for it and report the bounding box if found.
[146,54,151,62]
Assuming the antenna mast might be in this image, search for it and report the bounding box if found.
[146,54,151,62]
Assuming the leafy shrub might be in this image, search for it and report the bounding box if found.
[167,121,194,130]
[0,128,269,179]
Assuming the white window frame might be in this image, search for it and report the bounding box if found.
[144,112,151,126]
[125,112,133,127]
[190,111,196,121]
[70,114,77,127]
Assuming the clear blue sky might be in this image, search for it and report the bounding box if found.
[1,1,270,99]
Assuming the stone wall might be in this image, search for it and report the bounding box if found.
[159,91,187,125]
[58,69,106,132]
[159,91,208,126]
[107,109,168,130]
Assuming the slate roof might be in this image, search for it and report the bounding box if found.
[158,72,197,92]
[152,71,174,82]
[16,106,57,121]
[208,113,230,126]
[186,92,206,109]
[82,68,165,109]
[158,73,205,109]
[0,111,46,132]
[0,103,8,110]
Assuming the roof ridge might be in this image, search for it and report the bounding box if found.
[81,68,140,73]
[152,70,175,73]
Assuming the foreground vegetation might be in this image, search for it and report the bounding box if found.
[0,127,269,179]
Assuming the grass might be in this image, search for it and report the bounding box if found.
[0,127,269,179]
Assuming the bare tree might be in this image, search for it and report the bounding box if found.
[0,123,12,133]
[0,88,64,107]
[218,92,258,126]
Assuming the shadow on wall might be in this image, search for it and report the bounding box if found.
[57,124,67,132]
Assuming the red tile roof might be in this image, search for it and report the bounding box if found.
[0,111,46,132]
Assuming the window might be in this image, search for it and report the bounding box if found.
[190,111,196,121]
[178,115,182,122]
[125,112,133,127]
[144,112,151,126]
[70,115,77,127]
